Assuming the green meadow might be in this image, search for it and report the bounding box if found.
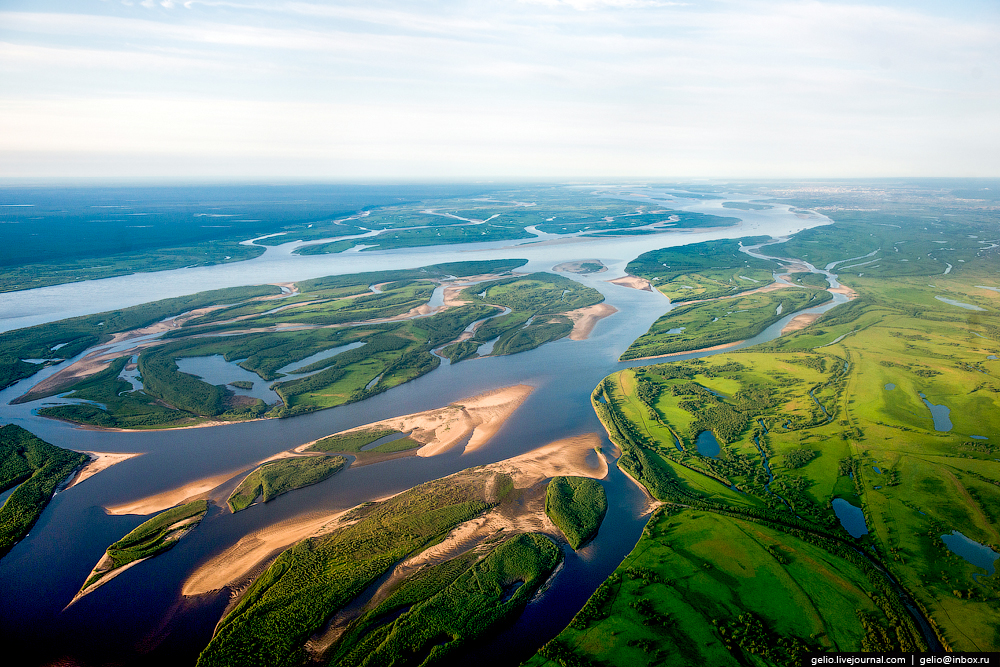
[227,456,347,513]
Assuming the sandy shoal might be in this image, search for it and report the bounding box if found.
[343,433,607,617]
[65,451,142,490]
[105,469,241,515]
[829,284,858,299]
[629,339,747,362]
[566,303,617,340]
[182,432,604,604]
[305,385,534,458]
[781,313,822,335]
[182,509,351,597]
[608,275,652,291]
[19,303,232,400]
[553,260,607,274]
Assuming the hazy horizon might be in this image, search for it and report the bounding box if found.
[1,0,997,181]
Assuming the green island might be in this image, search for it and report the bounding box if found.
[1,284,281,392]
[330,532,561,667]
[227,456,348,513]
[19,259,602,428]
[545,476,608,550]
[196,468,514,667]
[76,500,209,598]
[528,196,1000,664]
[305,428,422,460]
[0,424,88,559]
[620,287,832,360]
[624,237,777,302]
[441,271,604,363]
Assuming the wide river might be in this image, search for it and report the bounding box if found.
[0,190,836,666]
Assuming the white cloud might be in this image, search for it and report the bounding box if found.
[0,0,996,178]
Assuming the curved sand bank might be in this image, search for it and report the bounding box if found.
[105,469,240,516]
[608,275,652,291]
[301,385,534,458]
[181,432,605,599]
[182,509,352,597]
[780,312,822,334]
[566,303,617,340]
[64,451,142,490]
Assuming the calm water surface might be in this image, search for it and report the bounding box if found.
[0,193,838,666]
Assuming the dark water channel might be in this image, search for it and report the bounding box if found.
[0,233,858,667]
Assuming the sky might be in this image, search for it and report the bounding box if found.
[0,0,997,181]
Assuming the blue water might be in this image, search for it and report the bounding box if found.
[274,342,366,377]
[694,431,720,458]
[0,483,21,509]
[832,498,868,538]
[175,355,279,403]
[918,393,953,432]
[941,531,999,575]
[872,466,882,474]
[971,435,988,440]
[884,383,896,390]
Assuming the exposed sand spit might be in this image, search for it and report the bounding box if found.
[105,469,240,516]
[608,275,652,291]
[182,509,351,597]
[566,303,617,340]
[303,433,608,654]
[553,260,607,274]
[302,385,534,458]
[781,312,822,334]
[65,451,142,490]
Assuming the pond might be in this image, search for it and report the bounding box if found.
[918,393,953,432]
[884,383,896,391]
[934,296,985,311]
[175,355,279,404]
[694,431,720,458]
[831,498,868,538]
[940,531,999,576]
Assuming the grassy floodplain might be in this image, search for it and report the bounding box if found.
[624,237,777,302]
[0,284,281,392]
[535,200,1000,662]
[23,259,603,428]
[545,476,608,550]
[196,468,509,667]
[442,272,605,362]
[227,456,347,513]
[78,500,209,593]
[620,287,831,360]
[0,424,88,560]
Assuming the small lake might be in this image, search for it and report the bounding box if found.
[175,355,279,404]
[832,498,868,538]
[694,430,720,458]
[918,393,953,432]
[274,342,366,378]
[941,531,999,575]
[884,383,895,391]
[934,296,985,311]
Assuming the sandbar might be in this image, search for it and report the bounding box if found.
[628,339,747,362]
[553,260,607,274]
[182,509,351,597]
[780,312,822,335]
[566,303,618,340]
[64,451,142,490]
[303,385,534,458]
[327,433,607,630]
[105,469,240,515]
[608,275,652,291]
